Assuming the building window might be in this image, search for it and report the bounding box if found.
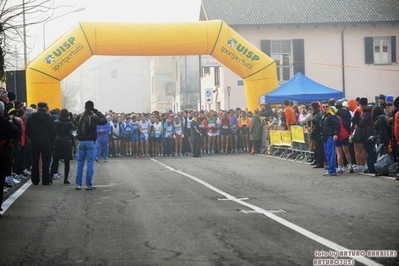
[203,66,211,75]
[375,37,391,64]
[365,36,396,65]
[272,40,292,83]
[261,39,305,84]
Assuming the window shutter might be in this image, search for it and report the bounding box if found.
[391,36,397,63]
[364,37,374,64]
[293,39,305,75]
[260,40,271,56]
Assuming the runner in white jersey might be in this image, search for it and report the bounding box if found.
[152,116,164,157]
[182,110,193,155]
[173,115,184,156]
[139,115,150,157]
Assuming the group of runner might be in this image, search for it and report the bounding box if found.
[98,108,255,159]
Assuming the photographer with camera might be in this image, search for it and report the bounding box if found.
[74,101,107,190]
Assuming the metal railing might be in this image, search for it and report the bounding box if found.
[261,125,313,163]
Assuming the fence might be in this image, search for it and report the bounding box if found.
[260,125,313,163]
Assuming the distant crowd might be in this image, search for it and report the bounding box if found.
[1,88,399,214]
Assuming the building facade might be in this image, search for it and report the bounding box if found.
[150,56,200,113]
[200,0,399,110]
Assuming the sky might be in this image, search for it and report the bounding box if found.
[7,0,202,64]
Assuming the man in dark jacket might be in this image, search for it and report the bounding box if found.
[357,98,375,173]
[249,109,262,154]
[259,102,274,118]
[321,101,340,176]
[74,101,107,190]
[190,112,202,157]
[310,101,324,168]
[25,102,56,185]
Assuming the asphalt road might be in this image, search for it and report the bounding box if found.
[1,154,398,266]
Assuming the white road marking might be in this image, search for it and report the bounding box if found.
[152,159,384,266]
[1,180,32,215]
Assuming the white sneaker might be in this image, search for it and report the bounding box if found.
[23,169,31,176]
[6,176,20,184]
[14,174,26,180]
[53,174,61,180]
[354,166,364,172]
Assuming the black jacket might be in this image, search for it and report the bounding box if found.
[190,118,202,141]
[0,116,19,142]
[374,115,390,145]
[358,108,375,142]
[335,108,351,134]
[74,110,107,141]
[25,109,56,152]
[310,110,323,140]
[321,108,340,140]
[55,118,76,138]
[53,117,77,154]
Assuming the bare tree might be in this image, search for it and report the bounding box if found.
[0,0,73,81]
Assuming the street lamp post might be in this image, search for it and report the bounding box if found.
[227,86,231,110]
[22,0,27,66]
[42,7,85,50]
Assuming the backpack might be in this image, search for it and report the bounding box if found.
[78,113,92,136]
[337,115,349,141]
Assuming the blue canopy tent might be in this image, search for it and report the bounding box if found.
[260,72,343,104]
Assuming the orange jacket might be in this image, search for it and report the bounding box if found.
[284,106,296,126]
[238,116,251,129]
[347,99,358,112]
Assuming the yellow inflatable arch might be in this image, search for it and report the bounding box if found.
[26,20,278,112]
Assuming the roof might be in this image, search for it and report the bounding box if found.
[201,0,399,26]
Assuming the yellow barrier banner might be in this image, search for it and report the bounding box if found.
[281,131,292,146]
[290,125,305,143]
[269,130,281,146]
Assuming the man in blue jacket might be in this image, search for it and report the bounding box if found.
[321,101,340,176]
[95,115,112,162]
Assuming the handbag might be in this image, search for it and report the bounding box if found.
[0,139,15,163]
[374,154,392,175]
